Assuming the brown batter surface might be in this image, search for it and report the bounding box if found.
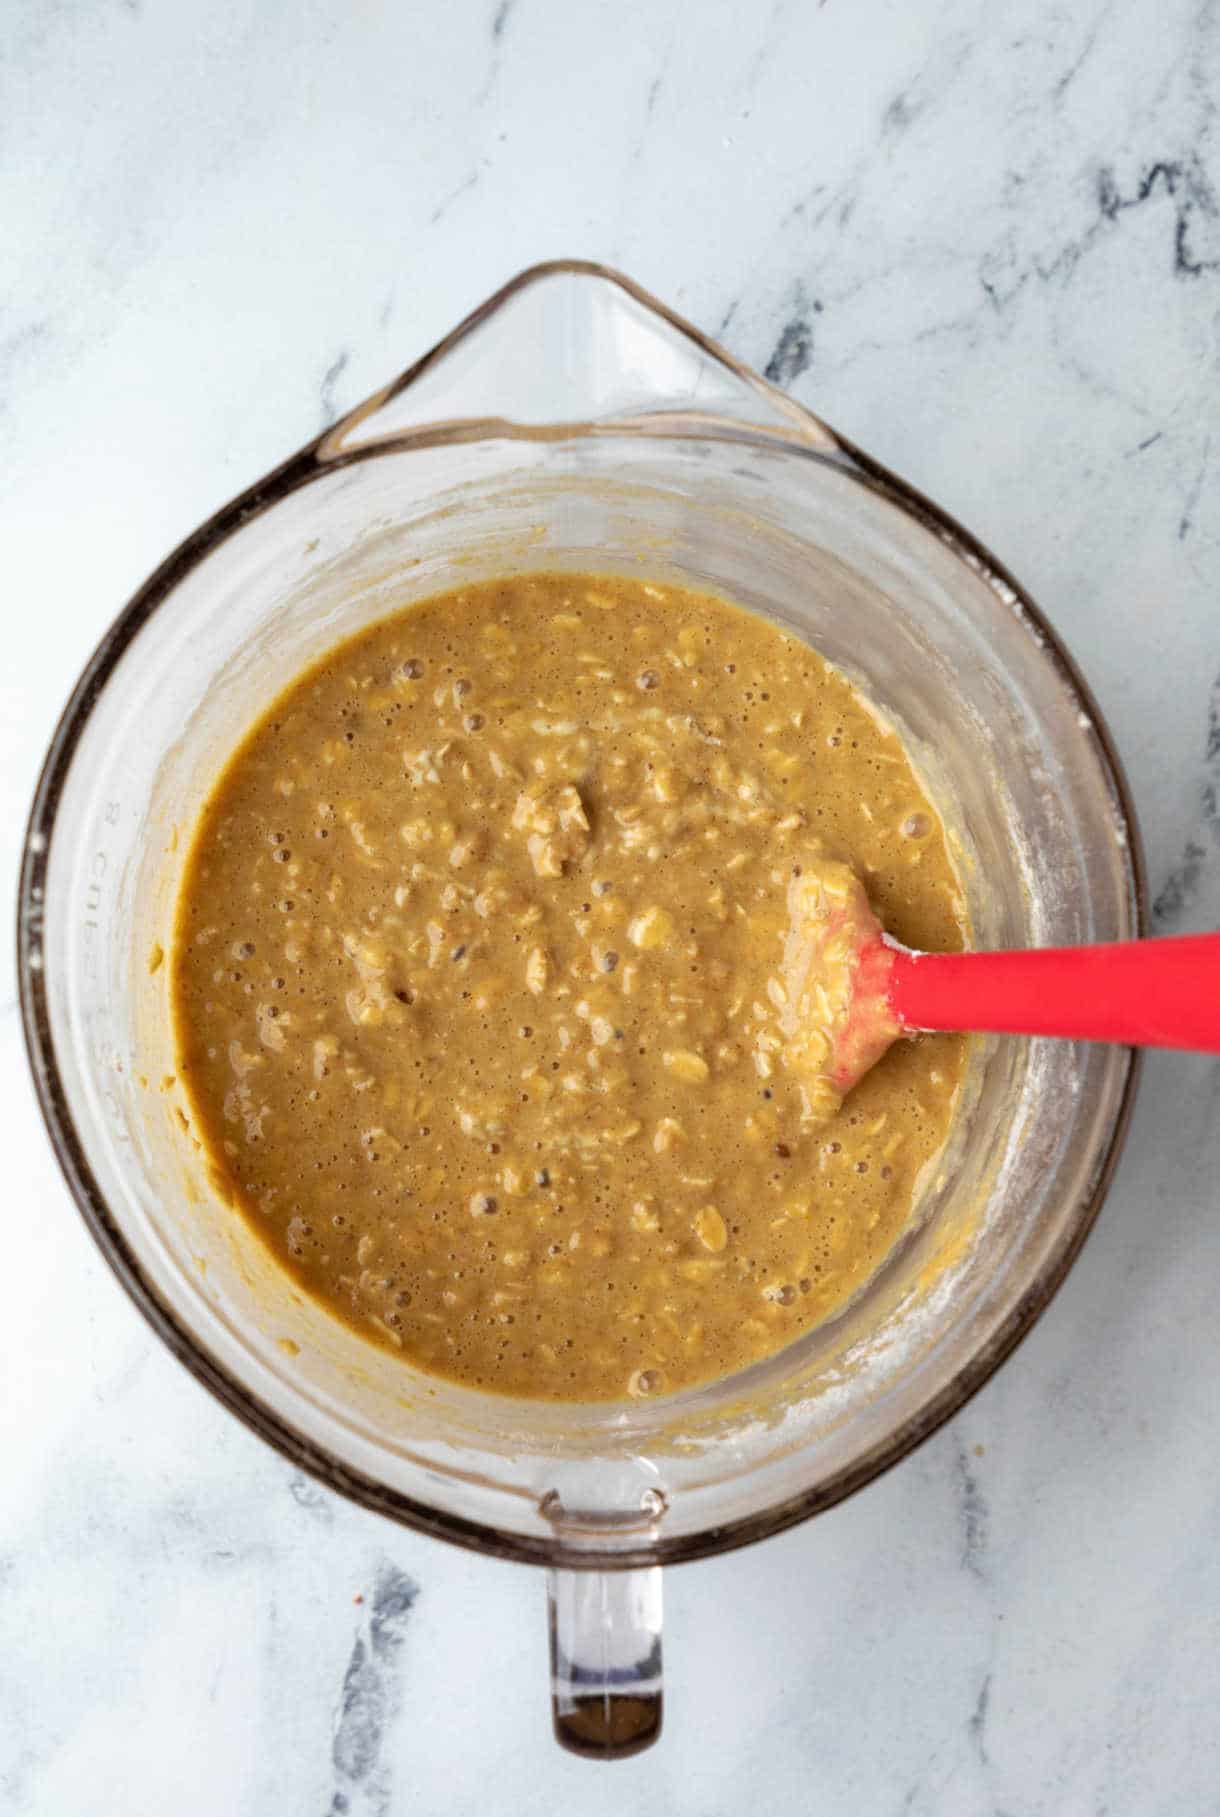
[171,572,967,1400]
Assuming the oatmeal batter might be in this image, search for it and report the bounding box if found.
[171,572,967,1400]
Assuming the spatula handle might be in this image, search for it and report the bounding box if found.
[889,932,1220,1052]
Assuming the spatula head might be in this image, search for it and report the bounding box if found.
[780,860,901,1119]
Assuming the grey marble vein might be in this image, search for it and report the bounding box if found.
[327,1565,419,1817]
[763,284,821,387]
[430,170,481,227]
[289,1473,335,1524]
[1177,432,1212,538]
[955,1439,990,1581]
[1098,156,1220,279]
[1153,671,1220,926]
[479,0,517,102]
[320,351,351,431]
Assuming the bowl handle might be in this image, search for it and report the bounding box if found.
[546,1563,664,1758]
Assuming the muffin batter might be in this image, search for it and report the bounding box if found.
[171,572,967,1400]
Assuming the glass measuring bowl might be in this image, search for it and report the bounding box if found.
[18,262,1142,1757]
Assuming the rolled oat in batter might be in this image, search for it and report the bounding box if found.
[171,572,967,1400]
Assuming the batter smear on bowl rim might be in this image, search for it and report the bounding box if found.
[171,571,968,1400]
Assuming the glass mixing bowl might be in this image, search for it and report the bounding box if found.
[19,263,1142,1757]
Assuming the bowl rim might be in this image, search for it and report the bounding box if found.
[16,259,1145,1568]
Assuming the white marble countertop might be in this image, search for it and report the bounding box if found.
[4,1,1220,1810]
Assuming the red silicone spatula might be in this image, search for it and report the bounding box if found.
[783,863,1220,1106]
